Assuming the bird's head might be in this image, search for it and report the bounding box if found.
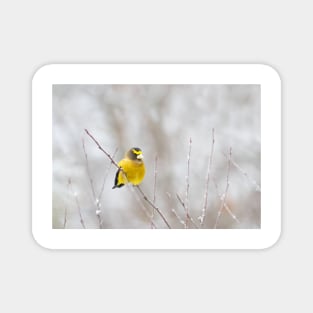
[127,147,144,161]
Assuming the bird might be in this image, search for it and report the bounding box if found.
[112,147,146,189]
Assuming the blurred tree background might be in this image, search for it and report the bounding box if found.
[52,84,260,229]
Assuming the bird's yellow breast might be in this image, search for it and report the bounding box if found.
[117,158,145,185]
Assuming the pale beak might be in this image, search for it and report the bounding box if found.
[137,154,144,160]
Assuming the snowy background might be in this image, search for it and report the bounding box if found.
[53,84,260,229]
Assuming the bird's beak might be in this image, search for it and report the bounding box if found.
[137,154,144,160]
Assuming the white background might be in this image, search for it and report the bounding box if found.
[0,1,310,312]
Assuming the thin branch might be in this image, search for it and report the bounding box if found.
[96,147,118,228]
[68,178,86,229]
[82,138,97,200]
[213,178,240,224]
[63,180,71,229]
[199,128,215,227]
[98,148,118,202]
[153,155,158,205]
[176,193,199,229]
[224,153,261,192]
[172,208,186,227]
[213,179,240,224]
[127,185,157,229]
[184,138,192,228]
[136,186,171,229]
[151,155,158,228]
[166,192,186,227]
[85,129,128,184]
[223,202,240,224]
[82,138,103,228]
[84,129,119,168]
[63,206,68,229]
[214,148,232,229]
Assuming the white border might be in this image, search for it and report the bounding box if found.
[32,64,281,249]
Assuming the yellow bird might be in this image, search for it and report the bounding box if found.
[112,147,146,189]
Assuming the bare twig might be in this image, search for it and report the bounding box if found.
[213,178,240,224]
[223,202,239,224]
[166,192,186,227]
[153,155,158,205]
[176,193,199,229]
[224,153,261,192]
[199,128,215,227]
[96,147,119,228]
[82,138,97,200]
[172,208,186,227]
[68,178,86,229]
[127,185,157,229]
[84,129,119,168]
[214,148,232,229]
[63,180,71,229]
[136,186,171,229]
[151,155,158,228]
[63,206,68,229]
[184,138,192,228]
[82,138,103,228]
[98,148,118,202]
